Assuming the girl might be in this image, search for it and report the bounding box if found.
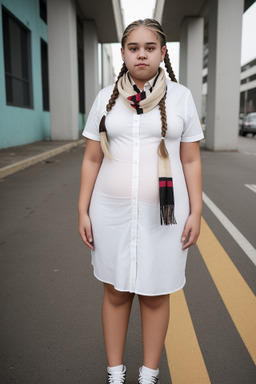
[78,19,204,384]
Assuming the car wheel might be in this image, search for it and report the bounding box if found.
[240,127,247,136]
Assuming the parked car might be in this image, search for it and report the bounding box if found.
[239,113,256,136]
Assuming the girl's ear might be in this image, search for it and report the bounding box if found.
[121,47,125,61]
[161,45,167,61]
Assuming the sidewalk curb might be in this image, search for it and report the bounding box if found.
[0,139,85,179]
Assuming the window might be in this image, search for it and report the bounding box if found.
[41,39,50,111]
[78,49,85,114]
[241,74,256,85]
[2,6,33,108]
[40,0,47,24]
[77,17,85,114]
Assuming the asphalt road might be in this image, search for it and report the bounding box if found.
[0,137,255,384]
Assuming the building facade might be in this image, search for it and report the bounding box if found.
[0,0,117,149]
[240,58,256,117]
[0,0,51,149]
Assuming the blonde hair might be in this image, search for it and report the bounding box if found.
[100,18,177,159]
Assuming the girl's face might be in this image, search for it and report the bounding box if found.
[121,26,166,90]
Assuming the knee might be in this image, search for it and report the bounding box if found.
[104,283,134,307]
[139,294,169,311]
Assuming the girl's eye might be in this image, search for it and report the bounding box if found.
[128,46,155,52]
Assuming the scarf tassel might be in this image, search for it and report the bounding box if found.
[159,176,177,225]
[160,204,177,225]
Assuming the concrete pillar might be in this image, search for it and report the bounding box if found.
[102,44,115,87]
[180,17,204,118]
[206,0,243,150]
[84,21,99,114]
[47,0,79,140]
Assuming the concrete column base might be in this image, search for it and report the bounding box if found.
[48,0,79,141]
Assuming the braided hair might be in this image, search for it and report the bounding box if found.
[100,18,177,159]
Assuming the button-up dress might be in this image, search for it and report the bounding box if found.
[83,79,204,296]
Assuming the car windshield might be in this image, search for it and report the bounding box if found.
[246,113,256,121]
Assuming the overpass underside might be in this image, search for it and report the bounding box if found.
[47,0,254,150]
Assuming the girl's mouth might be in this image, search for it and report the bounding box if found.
[136,63,148,68]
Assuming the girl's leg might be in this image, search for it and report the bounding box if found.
[138,294,170,370]
[102,283,135,366]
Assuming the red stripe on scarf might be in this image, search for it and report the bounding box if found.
[159,179,173,188]
[159,180,166,187]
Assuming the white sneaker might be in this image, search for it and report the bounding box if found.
[107,365,126,383]
[138,366,160,383]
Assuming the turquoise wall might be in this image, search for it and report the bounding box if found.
[0,0,50,149]
[78,113,86,136]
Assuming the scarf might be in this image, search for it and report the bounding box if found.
[117,68,166,114]
[117,67,177,225]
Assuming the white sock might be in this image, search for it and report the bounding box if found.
[141,365,159,377]
[107,364,124,373]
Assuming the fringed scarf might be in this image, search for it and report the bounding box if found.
[117,68,165,114]
[102,67,176,225]
[158,151,176,225]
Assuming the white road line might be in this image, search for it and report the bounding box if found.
[241,152,256,156]
[245,184,256,194]
[202,192,256,266]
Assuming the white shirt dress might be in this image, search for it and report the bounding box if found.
[83,79,204,296]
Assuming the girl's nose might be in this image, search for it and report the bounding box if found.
[137,49,147,59]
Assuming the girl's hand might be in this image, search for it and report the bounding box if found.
[79,213,94,250]
[181,213,201,250]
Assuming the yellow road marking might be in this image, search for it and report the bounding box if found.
[165,289,211,384]
[197,217,256,364]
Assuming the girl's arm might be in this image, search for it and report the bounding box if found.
[78,139,104,250]
[180,141,202,250]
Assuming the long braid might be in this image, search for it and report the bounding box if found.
[158,94,169,158]
[164,49,177,83]
[157,49,178,158]
[100,63,128,158]
[106,63,128,112]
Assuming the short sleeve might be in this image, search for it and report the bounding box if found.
[181,90,204,142]
[82,92,102,141]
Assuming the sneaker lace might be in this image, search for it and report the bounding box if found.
[107,370,126,384]
[138,372,158,384]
